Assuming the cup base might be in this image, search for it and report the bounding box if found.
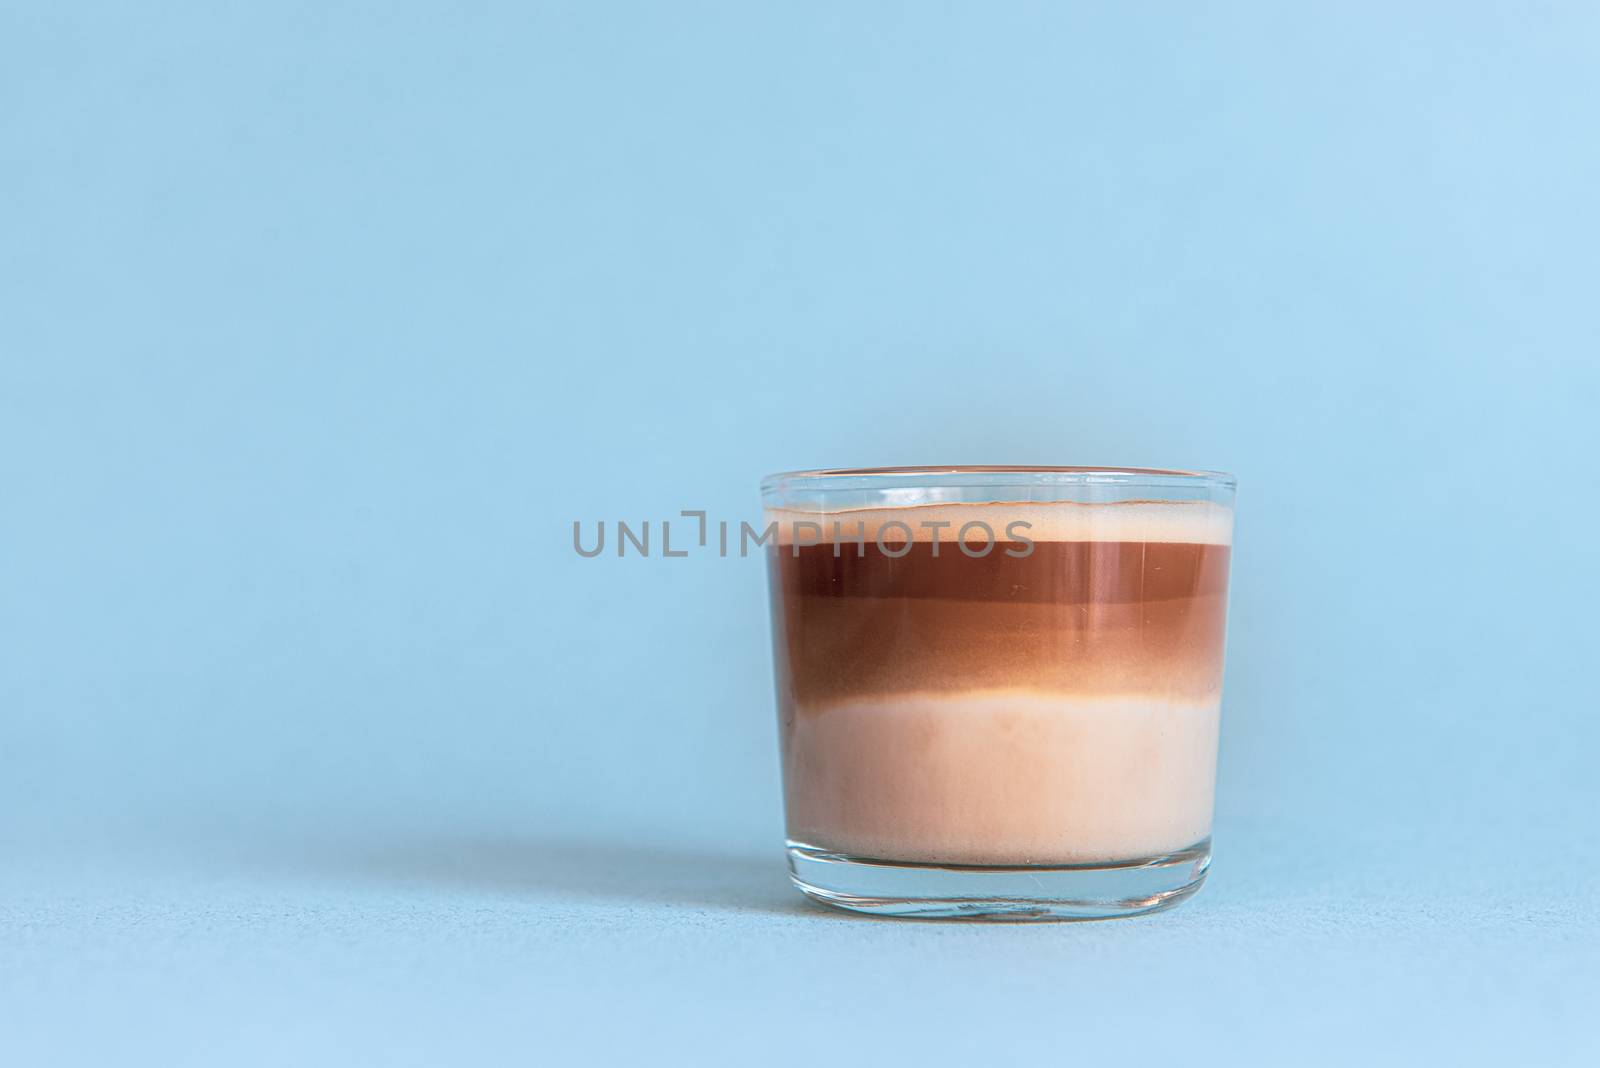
[786,838,1211,921]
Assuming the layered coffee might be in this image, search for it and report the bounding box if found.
[766,500,1232,866]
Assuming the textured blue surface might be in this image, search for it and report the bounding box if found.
[3,3,1597,1064]
[5,817,1597,1066]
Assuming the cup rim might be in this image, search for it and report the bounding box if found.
[761,465,1237,493]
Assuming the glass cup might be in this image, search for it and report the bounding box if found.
[760,466,1236,919]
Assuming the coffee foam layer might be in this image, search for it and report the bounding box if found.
[767,499,1232,546]
[783,690,1220,865]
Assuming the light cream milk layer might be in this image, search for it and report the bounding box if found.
[768,499,1233,546]
[785,690,1220,865]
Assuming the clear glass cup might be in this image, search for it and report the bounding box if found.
[761,466,1236,919]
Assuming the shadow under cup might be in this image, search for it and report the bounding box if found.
[761,467,1236,920]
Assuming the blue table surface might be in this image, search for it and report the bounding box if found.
[3,814,1594,1067]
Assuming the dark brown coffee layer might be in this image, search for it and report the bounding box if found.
[768,540,1231,706]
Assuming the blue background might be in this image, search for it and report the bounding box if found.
[3,3,1597,1064]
